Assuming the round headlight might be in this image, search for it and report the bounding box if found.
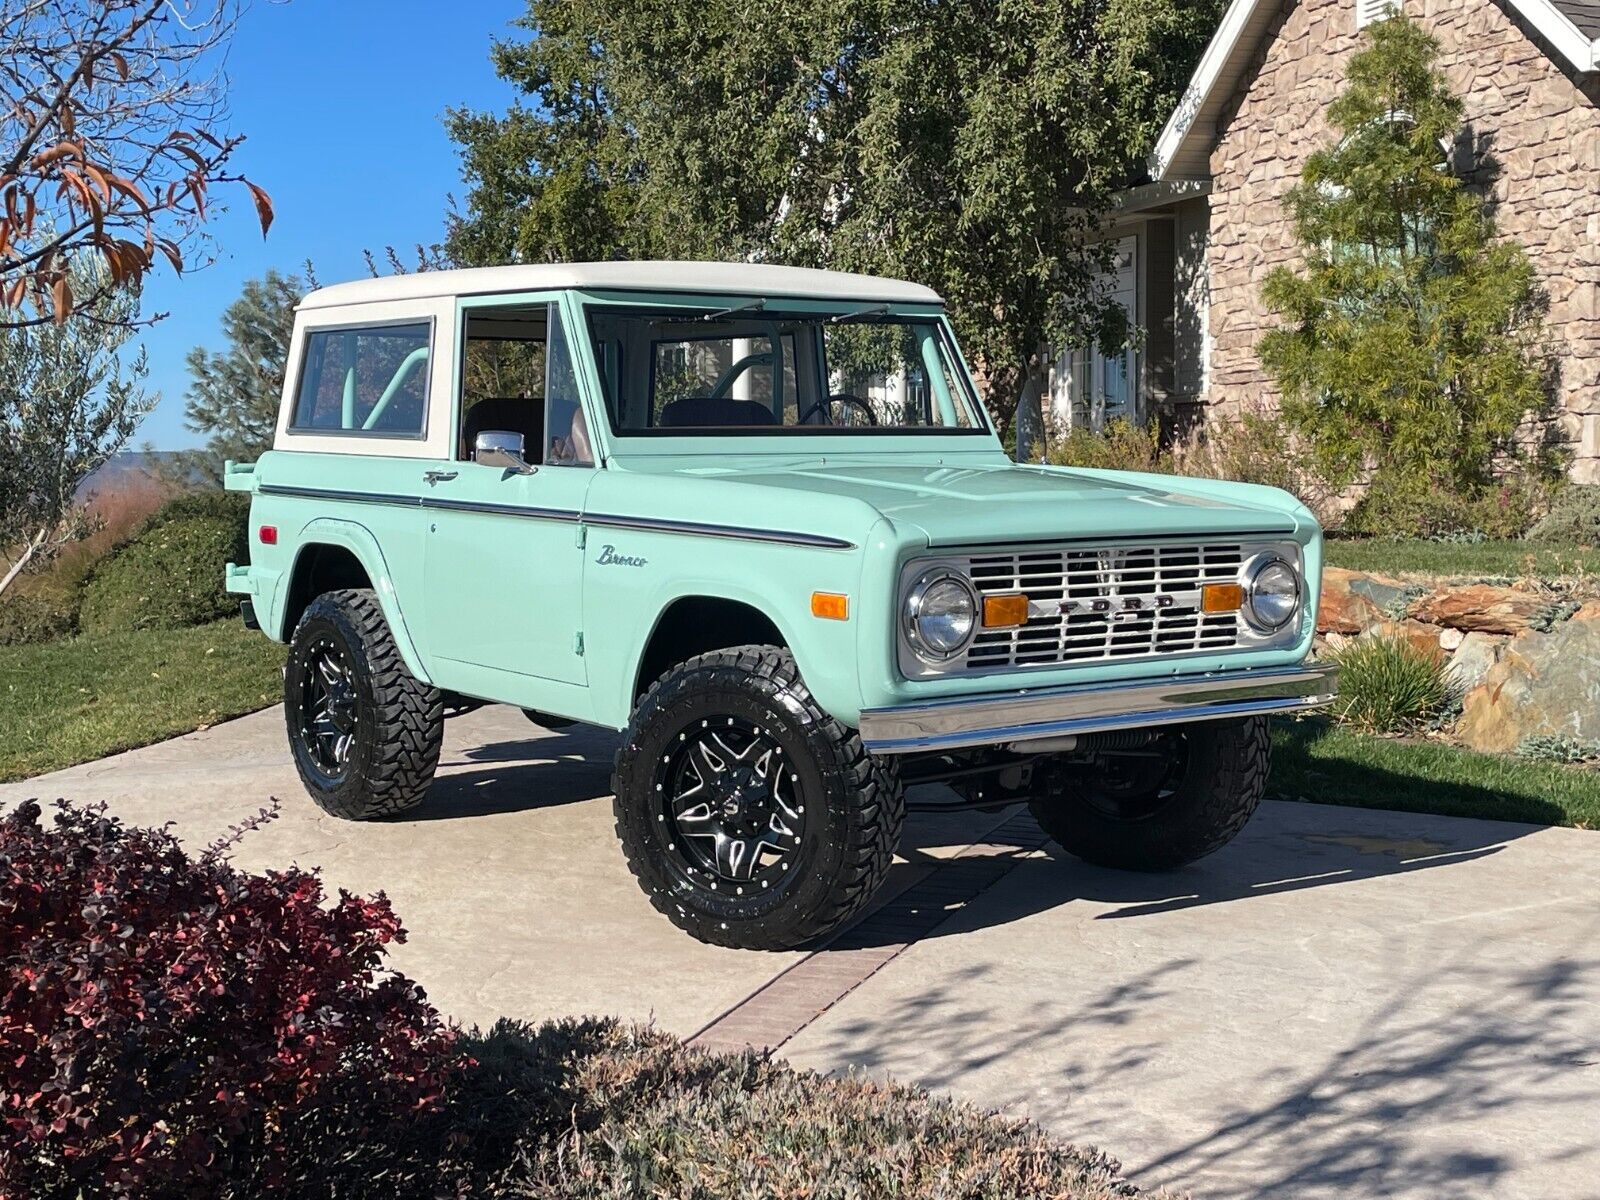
[1245,557,1301,631]
[905,570,977,660]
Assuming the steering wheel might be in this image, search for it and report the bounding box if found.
[797,393,878,427]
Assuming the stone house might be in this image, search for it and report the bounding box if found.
[1049,0,1600,483]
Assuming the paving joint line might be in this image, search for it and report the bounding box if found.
[687,808,1049,1055]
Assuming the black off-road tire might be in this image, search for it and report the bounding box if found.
[284,588,443,820]
[1028,717,1270,871]
[612,645,904,950]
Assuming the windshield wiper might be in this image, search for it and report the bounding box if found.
[829,304,891,324]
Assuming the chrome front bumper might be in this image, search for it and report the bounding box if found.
[857,663,1339,754]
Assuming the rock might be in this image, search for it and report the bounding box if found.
[1439,626,1466,652]
[1360,619,1447,663]
[1410,584,1549,634]
[1443,631,1505,695]
[1575,600,1600,622]
[1457,616,1600,753]
[1317,567,1410,634]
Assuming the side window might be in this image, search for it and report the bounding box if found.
[545,305,593,467]
[291,323,431,436]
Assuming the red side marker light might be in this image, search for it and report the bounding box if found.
[258,525,278,545]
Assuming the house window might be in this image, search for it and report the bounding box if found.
[1051,237,1138,433]
[1355,0,1397,30]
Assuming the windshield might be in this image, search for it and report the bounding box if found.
[586,303,987,435]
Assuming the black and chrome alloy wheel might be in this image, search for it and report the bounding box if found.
[284,589,443,821]
[658,717,806,890]
[293,633,360,778]
[613,645,904,950]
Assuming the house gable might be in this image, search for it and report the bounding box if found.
[1153,0,1600,181]
[1184,0,1600,481]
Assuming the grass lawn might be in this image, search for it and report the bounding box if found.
[1324,537,1600,578]
[0,621,285,783]
[1271,719,1600,830]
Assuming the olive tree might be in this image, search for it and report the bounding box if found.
[0,270,155,594]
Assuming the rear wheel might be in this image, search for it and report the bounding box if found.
[284,589,443,820]
[612,645,903,949]
[1027,717,1269,871]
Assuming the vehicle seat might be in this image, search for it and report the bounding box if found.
[659,396,778,428]
[463,397,545,461]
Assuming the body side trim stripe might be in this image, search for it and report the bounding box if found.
[257,484,854,549]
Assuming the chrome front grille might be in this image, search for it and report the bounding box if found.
[963,541,1247,671]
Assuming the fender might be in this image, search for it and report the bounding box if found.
[284,518,434,685]
[607,577,855,731]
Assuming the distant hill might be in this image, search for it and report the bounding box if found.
[76,451,204,499]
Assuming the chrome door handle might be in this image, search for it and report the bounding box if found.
[423,470,458,486]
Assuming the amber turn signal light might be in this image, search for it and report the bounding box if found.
[982,593,1030,628]
[1201,582,1243,613]
[811,591,849,621]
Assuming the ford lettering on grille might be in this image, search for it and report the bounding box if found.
[963,541,1247,670]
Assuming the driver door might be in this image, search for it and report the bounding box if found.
[420,296,594,686]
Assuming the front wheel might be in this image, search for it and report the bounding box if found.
[1028,717,1270,871]
[612,645,904,949]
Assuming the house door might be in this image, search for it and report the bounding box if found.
[1052,236,1138,433]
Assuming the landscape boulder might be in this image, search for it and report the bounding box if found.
[1317,567,1411,634]
[1409,584,1550,634]
[1443,631,1504,695]
[1457,615,1600,753]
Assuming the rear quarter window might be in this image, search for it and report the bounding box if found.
[291,322,432,437]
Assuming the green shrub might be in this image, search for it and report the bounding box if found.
[1045,417,1165,472]
[1525,485,1600,546]
[78,490,249,634]
[1342,471,1552,541]
[1328,636,1450,732]
[0,587,79,645]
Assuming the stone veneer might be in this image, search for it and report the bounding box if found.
[1204,0,1600,482]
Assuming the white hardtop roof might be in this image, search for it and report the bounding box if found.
[299,261,944,311]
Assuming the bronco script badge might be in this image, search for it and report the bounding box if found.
[595,544,648,567]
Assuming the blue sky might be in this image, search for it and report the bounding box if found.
[136,0,525,449]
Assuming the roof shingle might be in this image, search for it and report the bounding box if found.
[1553,0,1600,38]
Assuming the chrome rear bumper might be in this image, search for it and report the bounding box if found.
[857,663,1339,754]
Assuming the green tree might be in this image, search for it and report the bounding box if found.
[1258,15,1555,527]
[179,269,304,480]
[0,266,155,595]
[445,0,1224,450]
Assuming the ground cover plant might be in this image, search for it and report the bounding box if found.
[0,799,1171,1199]
[0,620,284,782]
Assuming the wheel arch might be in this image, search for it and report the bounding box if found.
[630,594,791,704]
[278,520,433,684]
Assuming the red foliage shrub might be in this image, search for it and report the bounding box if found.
[0,800,460,1198]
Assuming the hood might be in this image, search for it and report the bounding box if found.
[692,461,1302,546]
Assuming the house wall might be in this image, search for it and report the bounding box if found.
[1172,196,1213,410]
[1205,0,1600,482]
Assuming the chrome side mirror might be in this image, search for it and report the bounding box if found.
[474,430,537,474]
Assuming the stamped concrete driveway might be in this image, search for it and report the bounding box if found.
[3,705,1597,1200]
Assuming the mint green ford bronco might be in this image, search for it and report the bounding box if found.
[225,262,1336,949]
